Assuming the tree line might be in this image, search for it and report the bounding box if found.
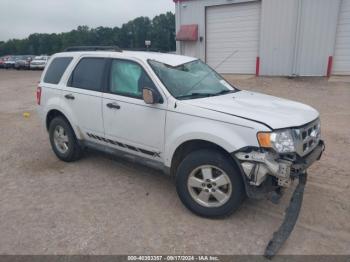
[0,12,176,56]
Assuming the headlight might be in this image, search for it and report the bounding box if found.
[257,130,295,153]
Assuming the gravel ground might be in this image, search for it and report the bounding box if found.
[0,70,349,255]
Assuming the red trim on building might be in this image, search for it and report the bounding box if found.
[327,56,333,77]
[256,57,260,77]
[176,24,198,41]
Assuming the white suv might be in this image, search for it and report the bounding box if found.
[37,47,324,218]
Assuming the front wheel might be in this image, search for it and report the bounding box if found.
[176,149,245,218]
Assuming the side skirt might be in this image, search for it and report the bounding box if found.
[80,140,171,175]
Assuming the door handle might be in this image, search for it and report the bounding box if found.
[64,94,75,100]
[106,102,121,109]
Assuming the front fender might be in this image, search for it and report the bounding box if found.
[164,113,261,167]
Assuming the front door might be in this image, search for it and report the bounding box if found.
[102,59,166,160]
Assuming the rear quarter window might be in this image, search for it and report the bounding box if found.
[43,57,73,84]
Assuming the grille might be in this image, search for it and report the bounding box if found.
[293,119,321,156]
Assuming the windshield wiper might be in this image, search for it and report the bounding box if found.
[176,92,215,100]
[214,89,236,95]
[177,90,235,100]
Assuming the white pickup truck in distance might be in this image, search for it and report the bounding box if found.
[37,46,325,220]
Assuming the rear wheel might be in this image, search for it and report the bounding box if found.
[176,149,245,218]
[49,117,82,162]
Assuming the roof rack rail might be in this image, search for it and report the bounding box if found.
[64,46,122,52]
[124,48,163,53]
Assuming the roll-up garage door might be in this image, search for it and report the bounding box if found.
[206,1,261,74]
[333,0,350,75]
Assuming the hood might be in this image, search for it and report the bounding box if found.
[183,90,319,129]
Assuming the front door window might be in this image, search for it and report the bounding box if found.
[109,59,156,99]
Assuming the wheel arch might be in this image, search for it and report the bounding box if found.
[169,139,240,177]
[45,109,82,140]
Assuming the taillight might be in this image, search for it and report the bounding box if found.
[36,86,42,105]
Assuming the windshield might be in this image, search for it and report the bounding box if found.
[148,59,238,100]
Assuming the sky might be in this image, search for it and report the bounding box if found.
[0,0,175,41]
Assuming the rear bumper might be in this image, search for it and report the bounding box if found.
[30,65,45,69]
[4,63,15,68]
[15,64,29,69]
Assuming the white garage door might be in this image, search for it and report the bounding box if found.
[206,1,261,74]
[333,0,350,75]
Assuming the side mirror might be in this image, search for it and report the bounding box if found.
[142,88,162,104]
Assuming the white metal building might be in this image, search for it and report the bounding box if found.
[174,0,350,76]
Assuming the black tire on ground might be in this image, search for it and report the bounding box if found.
[49,116,82,162]
[176,149,245,218]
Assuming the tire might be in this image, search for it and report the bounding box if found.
[176,149,245,218]
[49,116,82,162]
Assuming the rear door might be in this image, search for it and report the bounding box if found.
[102,58,167,160]
[62,56,108,140]
[41,56,74,119]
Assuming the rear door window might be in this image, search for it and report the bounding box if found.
[43,57,73,84]
[69,57,106,91]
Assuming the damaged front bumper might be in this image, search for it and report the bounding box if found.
[233,140,325,200]
[233,140,325,257]
[264,171,308,258]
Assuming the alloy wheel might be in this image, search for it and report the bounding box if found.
[53,125,69,154]
[187,165,232,208]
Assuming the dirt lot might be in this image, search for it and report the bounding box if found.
[0,70,349,255]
